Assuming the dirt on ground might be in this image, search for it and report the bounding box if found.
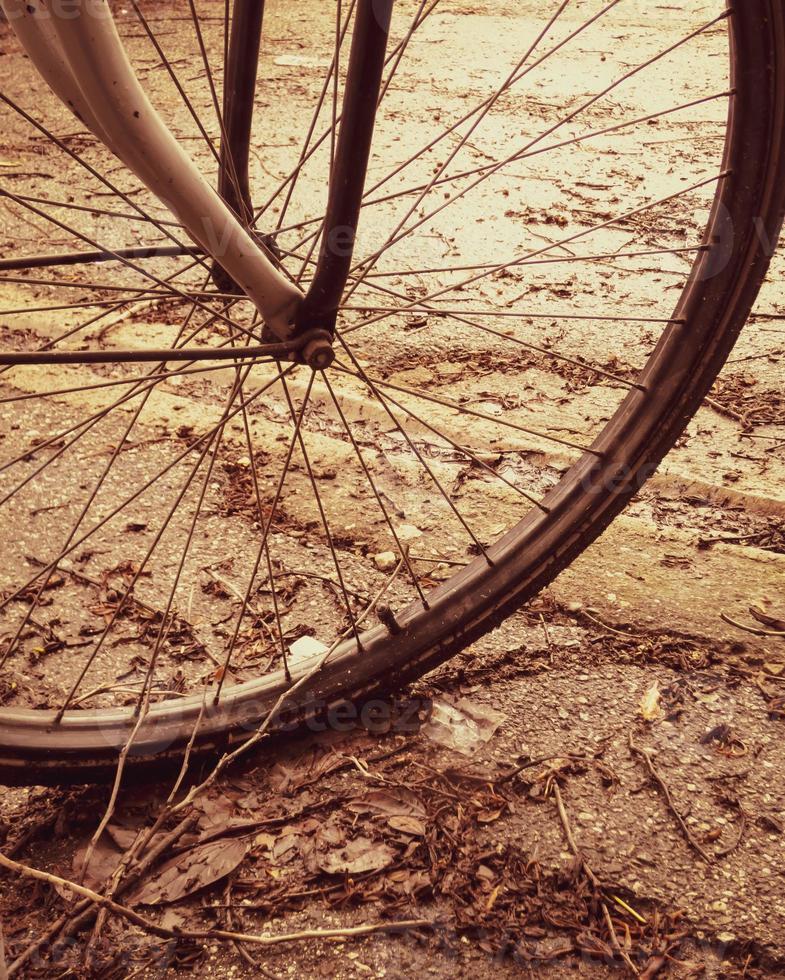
[0,0,783,978]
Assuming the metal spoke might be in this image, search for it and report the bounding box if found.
[278,372,366,644]
[366,90,729,215]
[342,304,683,325]
[0,273,220,665]
[0,301,251,486]
[213,371,317,699]
[1,188,258,339]
[376,0,436,106]
[335,335,493,562]
[286,245,648,394]
[265,89,726,245]
[320,371,429,604]
[292,0,608,264]
[57,346,257,715]
[130,358,258,715]
[346,12,730,293]
[274,0,357,233]
[0,92,222,286]
[334,0,574,294]
[251,0,441,228]
[0,243,200,274]
[0,273,235,299]
[330,0,342,178]
[0,358,274,406]
[360,0,591,204]
[355,380,552,513]
[185,0,246,217]
[0,278,235,481]
[353,245,706,281]
[0,256,237,395]
[234,358,290,682]
[130,0,224,170]
[339,172,728,337]
[332,352,594,455]
[0,363,295,615]
[55,402,226,715]
[5,191,183,229]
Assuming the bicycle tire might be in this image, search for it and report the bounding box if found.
[0,0,783,784]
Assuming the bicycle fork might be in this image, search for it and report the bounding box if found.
[1,0,394,367]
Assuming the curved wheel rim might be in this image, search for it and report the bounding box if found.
[0,0,782,775]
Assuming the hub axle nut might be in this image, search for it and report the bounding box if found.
[301,335,335,370]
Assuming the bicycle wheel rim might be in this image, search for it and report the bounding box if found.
[0,0,783,783]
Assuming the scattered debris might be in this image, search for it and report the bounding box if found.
[421,696,506,754]
[639,680,663,721]
[288,635,329,668]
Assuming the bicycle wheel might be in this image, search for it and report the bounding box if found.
[0,0,782,784]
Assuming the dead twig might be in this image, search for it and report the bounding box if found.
[495,752,588,784]
[0,850,431,950]
[704,395,743,422]
[602,901,640,976]
[552,782,600,888]
[84,693,211,961]
[224,879,281,980]
[539,612,553,663]
[8,814,197,976]
[0,921,8,980]
[628,734,712,863]
[721,611,785,638]
[553,786,642,975]
[715,797,748,859]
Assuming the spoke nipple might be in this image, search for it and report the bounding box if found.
[377,603,402,635]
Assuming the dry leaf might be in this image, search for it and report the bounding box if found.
[476,808,504,824]
[749,605,785,632]
[270,747,342,793]
[348,788,425,820]
[129,837,250,905]
[193,794,236,831]
[57,838,121,901]
[317,836,395,875]
[387,815,427,836]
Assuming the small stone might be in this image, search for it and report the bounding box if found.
[374,551,397,572]
[396,523,423,542]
